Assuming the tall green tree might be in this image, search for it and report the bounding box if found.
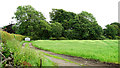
[49,9,76,30]
[13,5,51,39]
[50,9,103,40]
[104,24,117,39]
[104,22,120,39]
[72,11,103,39]
[110,22,120,36]
[51,22,63,38]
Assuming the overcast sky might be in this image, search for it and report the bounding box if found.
[0,0,119,28]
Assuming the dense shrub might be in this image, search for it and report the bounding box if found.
[49,37,67,40]
[49,37,57,40]
[0,30,55,66]
[6,40,43,66]
[104,23,119,39]
[1,30,25,44]
[51,22,63,38]
[99,35,106,40]
[58,37,67,40]
[63,30,75,40]
[1,31,14,43]
[11,34,25,41]
[115,36,120,40]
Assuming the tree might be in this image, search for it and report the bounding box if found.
[110,22,120,36]
[13,5,51,39]
[36,20,52,39]
[104,25,117,39]
[63,30,78,39]
[72,11,103,40]
[104,22,120,39]
[51,22,63,38]
[49,9,76,30]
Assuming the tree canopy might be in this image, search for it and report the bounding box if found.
[50,9,76,30]
[50,9,103,40]
[104,22,120,39]
[13,5,51,39]
[9,5,119,40]
[73,11,103,40]
[51,22,63,38]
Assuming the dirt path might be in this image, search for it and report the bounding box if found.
[23,43,119,66]
[46,56,78,66]
[23,43,79,66]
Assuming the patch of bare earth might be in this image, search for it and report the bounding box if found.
[23,43,119,67]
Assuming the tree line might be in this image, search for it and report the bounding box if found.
[3,5,120,40]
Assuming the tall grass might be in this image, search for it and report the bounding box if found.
[0,30,56,66]
[6,40,56,66]
[1,31,25,43]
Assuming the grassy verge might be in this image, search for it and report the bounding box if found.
[0,30,57,67]
[31,40,118,64]
[24,43,58,66]
[5,40,56,66]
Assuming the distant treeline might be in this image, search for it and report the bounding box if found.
[2,5,120,40]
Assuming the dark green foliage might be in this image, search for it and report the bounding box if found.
[63,30,77,40]
[58,37,67,40]
[50,9,76,30]
[99,35,106,40]
[110,22,120,36]
[103,22,120,39]
[49,37,66,40]
[13,5,51,40]
[115,36,120,39]
[63,11,103,40]
[50,9,103,40]
[73,11,103,40]
[51,22,63,38]
[49,37,57,40]
[12,5,118,40]
[2,24,15,33]
[104,23,118,39]
[2,45,11,58]
[35,20,52,40]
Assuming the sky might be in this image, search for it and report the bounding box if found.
[0,0,119,28]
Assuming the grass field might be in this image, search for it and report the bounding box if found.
[31,40,118,64]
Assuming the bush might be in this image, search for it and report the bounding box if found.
[11,34,25,41]
[115,36,120,40]
[0,30,56,66]
[49,37,57,40]
[1,31,14,43]
[99,35,106,40]
[6,39,43,66]
[1,30,25,44]
[49,37,67,40]
[58,37,67,40]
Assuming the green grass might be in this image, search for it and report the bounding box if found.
[31,40,118,64]
[23,41,80,65]
[5,40,56,67]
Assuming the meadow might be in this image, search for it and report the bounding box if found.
[31,40,118,64]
